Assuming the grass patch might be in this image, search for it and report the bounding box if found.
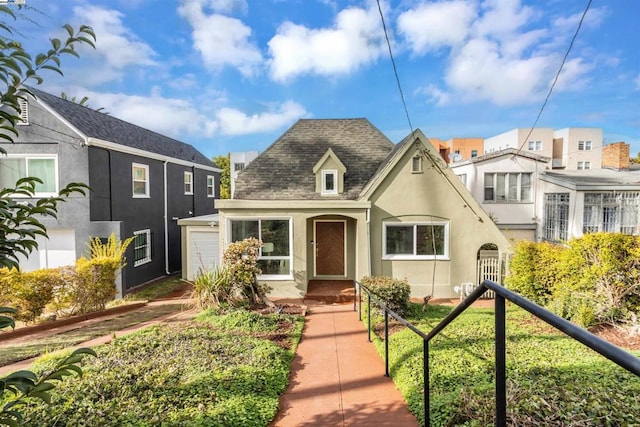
[0,304,183,366]
[125,276,187,301]
[364,302,640,426]
[20,309,304,426]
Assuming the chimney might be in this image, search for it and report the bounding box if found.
[602,142,629,170]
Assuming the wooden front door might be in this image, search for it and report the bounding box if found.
[315,221,345,276]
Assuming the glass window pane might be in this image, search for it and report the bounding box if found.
[0,158,25,187]
[257,259,290,275]
[325,173,335,191]
[28,158,56,192]
[496,174,506,201]
[133,181,147,195]
[508,174,518,201]
[417,225,445,255]
[231,220,259,242]
[386,226,413,255]
[261,220,289,256]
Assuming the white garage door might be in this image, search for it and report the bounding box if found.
[17,229,76,271]
[189,230,219,280]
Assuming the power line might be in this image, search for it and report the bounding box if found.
[515,0,593,156]
[376,0,414,135]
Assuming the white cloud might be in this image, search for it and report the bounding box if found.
[72,5,157,70]
[178,0,262,77]
[404,0,601,105]
[398,1,476,54]
[208,0,248,14]
[209,101,307,135]
[634,73,640,91]
[267,2,387,81]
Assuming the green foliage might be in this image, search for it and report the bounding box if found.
[212,154,230,199]
[360,276,411,315]
[192,265,234,309]
[506,233,640,327]
[20,315,303,426]
[86,233,133,262]
[71,256,120,314]
[196,309,298,334]
[0,268,57,323]
[365,303,640,426]
[0,179,89,270]
[505,241,565,305]
[0,306,95,427]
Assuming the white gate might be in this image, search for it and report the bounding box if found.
[476,257,504,298]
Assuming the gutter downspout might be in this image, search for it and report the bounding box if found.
[366,208,371,276]
[164,161,170,275]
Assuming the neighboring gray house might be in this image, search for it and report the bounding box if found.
[0,87,220,294]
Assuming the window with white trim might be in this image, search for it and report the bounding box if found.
[229,218,292,278]
[484,173,532,203]
[471,150,478,158]
[583,192,640,234]
[133,229,151,266]
[383,222,449,260]
[528,140,542,150]
[17,98,28,125]
[577,161,591,170]
[543,193,569,242]
[207,175,215,197]
[132,163,149,197]
[456,173,467,186]
[321,170,338,195]
[411,156,422,173]
[234,162,245,172]
[0,155,58,196]
[578,140,592,151]
[184,171,193,195]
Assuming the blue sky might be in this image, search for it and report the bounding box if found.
[9,0,640,158]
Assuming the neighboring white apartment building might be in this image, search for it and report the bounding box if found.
[229,151,259,197]
[484,128,603,171]
[450,149,549,242]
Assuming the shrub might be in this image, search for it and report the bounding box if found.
[71,256,121,314]
[0,268,56,323]
[505,241,566,305]
[360,276,411,315]
[192,265,233,309]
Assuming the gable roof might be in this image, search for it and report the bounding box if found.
[451,147,550,167]
[234,118,394,200]
[27,86,215,168]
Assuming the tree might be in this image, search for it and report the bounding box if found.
[1,5,95,268]
[0,5,97,425]
[212,154,230,199]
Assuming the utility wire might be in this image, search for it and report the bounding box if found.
[376,0,414,135]
[515,0,593,156]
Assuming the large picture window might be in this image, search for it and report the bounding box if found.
[229,218,292,278]
[0,156,57,196]
[383,222,449,260]
[583,192,640,235]
[133,229,151,266]
[484,173,532,203]
[132,163,149,197]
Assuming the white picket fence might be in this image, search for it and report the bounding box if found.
[476,257,504,299]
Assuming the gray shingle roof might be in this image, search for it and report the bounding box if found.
[234,118,394,200]
[27,86,215,167]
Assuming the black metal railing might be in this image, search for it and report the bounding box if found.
[353,279,640,427]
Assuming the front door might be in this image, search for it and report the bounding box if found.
[315,221,345,276]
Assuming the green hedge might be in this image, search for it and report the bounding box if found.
[360,276,411,315]
[505,232,640,327]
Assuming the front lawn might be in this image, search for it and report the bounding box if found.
[19,309,304,426]
[366,303,640,426]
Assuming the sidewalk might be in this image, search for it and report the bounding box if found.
[272,303,418,426]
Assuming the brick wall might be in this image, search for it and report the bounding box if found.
[602,142,629,170]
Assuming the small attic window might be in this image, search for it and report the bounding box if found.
[17,98,28,125]
[412,155,422,173]
[322,170,338,195]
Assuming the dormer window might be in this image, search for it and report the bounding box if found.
[322,170,338,195]
[412,155,422,173]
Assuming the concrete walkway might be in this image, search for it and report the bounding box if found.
[272,303,418,426]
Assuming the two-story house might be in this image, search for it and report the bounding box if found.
[0,87,220,294]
